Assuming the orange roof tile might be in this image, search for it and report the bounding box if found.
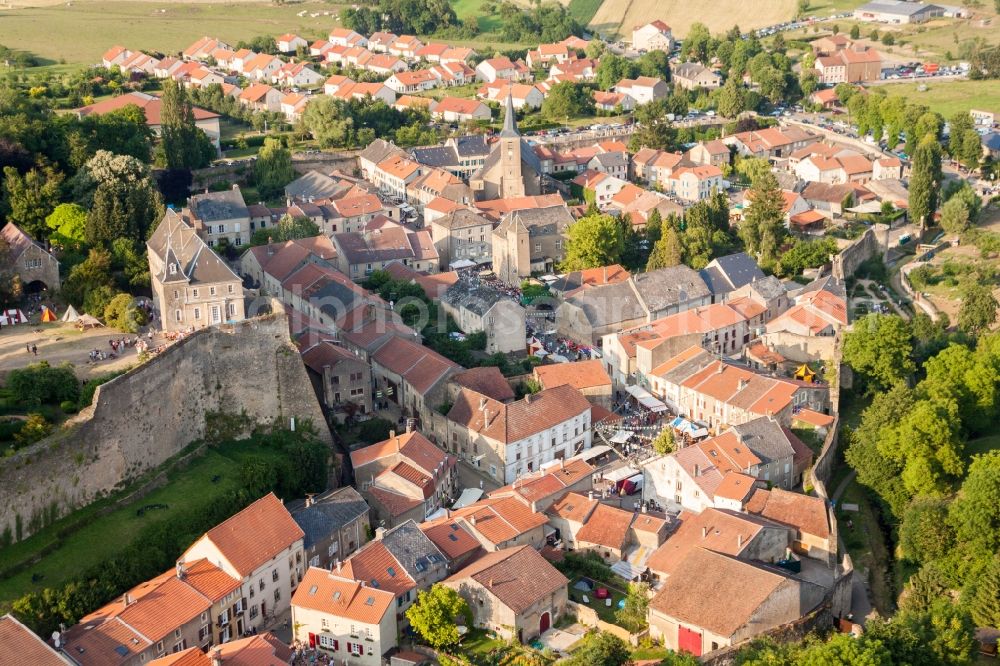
[575,503,634,550]
[534,359,611,391]
[0,614,69,665]
[340,541,416,596]
[293,568,395,624]
[195,493,304,577]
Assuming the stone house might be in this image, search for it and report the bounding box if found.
[671,62,722,90]
[428,208,493,270]
[300,340,373,418]
[446,385,592,483]
[443,545,568,642]
[350,431,458,528]
[0,223,60,292]
[291,487,371,570]
[147,208,245,333]
[491,204,573,284]
[439,280,527,355]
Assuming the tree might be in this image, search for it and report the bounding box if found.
[939,195,972,235]
[542,81,594,121]
[566,631,632,666]
[970,555,1000,629]
[158,79,215,170]
[958,283,998,336]
[650,427,675,455]
[254,138,295,201]
[899,498,954,564]
[80,151,163,247]
[949,450,1000,564]
[560,213,625,271]
[2,164,64,240]
[250,214,320,246]
[595,53,639,90]
[798,633,892,666]
[850,24,861,39]
[14,413,52,446]
[646,226,683,270]
[628,99,677,152]
[909,136,943,230]
[61,248,115,309]
[615,581,649,632]
[44,203,87,250]
[405,584,471,649]
[842,314,915,392]
[716,77,748,118]
[104,293,147,333]
[740,170,786,267]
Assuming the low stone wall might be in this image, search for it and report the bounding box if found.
[0,309,330,544]
[759,331,837,364]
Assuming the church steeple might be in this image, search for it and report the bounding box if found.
[499,90,519,138]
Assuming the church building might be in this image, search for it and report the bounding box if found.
[470,93,544,201]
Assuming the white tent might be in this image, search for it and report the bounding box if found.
[451,488,484,509]
[449,259,476,270]
[624,385,668,413]
[61,304,80,323]
[75,314,104,329]
[0,309,27,325]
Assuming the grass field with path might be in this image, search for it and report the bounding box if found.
[0,439,281,603]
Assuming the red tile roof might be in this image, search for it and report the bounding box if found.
[645,508,774,577]
[445,545,567,613]
[340,541,416,596]
[447,384,591,444]
[0,614,69,665]
[293,568,395,624]
[575,502,635,550]
[193,493,303,577]
[420,519,483,561]
[76,92,218,125]
[451,497,548,546]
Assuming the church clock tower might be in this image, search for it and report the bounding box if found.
[498,91,526,199]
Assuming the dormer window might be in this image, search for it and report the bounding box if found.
[169,263,177,275]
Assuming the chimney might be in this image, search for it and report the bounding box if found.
[693,464,700,477]
[701,526,708,538]
[479,397,487,411]
[588,490,594,500]
[524,392,532,404]
[175,561,185,579]
[488,578,494,589]
[375,526,386,540]
[737,533,744,549]
[122,592,132,607]
[211,648,223,666]
[389,429,396,440]
[336,559,342,572]
[470,515,477,525]
[305,494,315,508]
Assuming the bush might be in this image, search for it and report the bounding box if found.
[357,418,394,444]
[5,362,80,407]
[14,413,52,445]
[0,419,25,442]
[78,370,127,410]
[60,401,78,414]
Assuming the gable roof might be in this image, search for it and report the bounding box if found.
[534,359,611,391]
[445,545,567,613]
[0,614,70,665]
[149,633,292,666]
[447,384,591,444]
[575,502,635,550]
[745,487,830,539]
[420,518,483,561]
[451,367,516,402]
[546,491,599,523]
[192,493,303,577]
[649,548,821,637]
[371,337,459,396]
[291,487,370,551]
[293,568,395,624]
[350,430,454,476]
[449,496,548,545]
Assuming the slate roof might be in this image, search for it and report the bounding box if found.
[0,222,55,263]
[441,280,521,317]
[189,187,248,222]
[633,265,712,313]
[729,417,798,465]
[147,209,241,286]
[411,145,459,168]
[284,170,347,201]
[445,545,567,613]
[454,134,489,156]
[291,487,370,551]
[564,280,646,329]
[699,252,766,296]
[379,520,448,578]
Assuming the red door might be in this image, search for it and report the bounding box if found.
[539,611,551,634]
[678,626,702,656]
[308,633,317,648]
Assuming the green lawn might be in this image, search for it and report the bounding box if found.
[569,577,628,626]
[873,80,1000,118]
[0,0,350,68]
[0,440,280,603]
[567,0,604,26]
[803,0,868,15]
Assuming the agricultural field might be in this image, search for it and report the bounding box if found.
[875,80,1000,118]
[588,0,797,39]
[0,0,347,68]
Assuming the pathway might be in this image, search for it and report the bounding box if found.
[829,468,876,624]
